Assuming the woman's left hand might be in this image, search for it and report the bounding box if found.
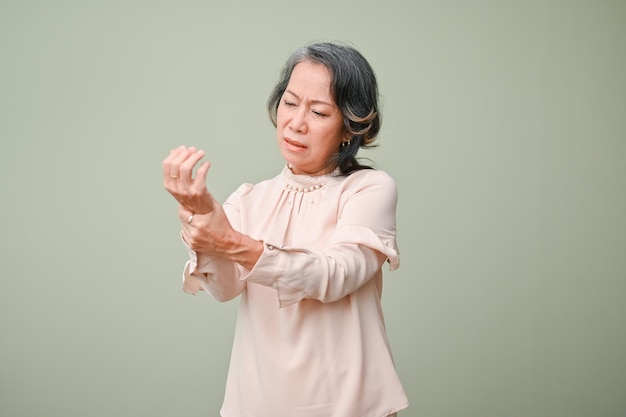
[162,146,215,214]
[178,204,238,258]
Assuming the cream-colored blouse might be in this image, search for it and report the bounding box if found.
[182,165,409,417]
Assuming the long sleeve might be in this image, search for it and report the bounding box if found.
[242,170,399,307]
[180,184,254,301]
[181,241,244,301]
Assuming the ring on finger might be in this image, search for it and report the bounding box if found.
[170,174,179,179]
[187,214,194,224]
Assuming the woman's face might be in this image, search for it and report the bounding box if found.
[276,61,348,176]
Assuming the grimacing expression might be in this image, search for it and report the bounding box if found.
[276,61,349,176]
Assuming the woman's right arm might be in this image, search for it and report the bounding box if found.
[181,239,246,301]
[163,146,252,301]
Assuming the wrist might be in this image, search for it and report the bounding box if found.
[224,231,264,270]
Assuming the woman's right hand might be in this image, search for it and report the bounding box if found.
[162,146,216,214]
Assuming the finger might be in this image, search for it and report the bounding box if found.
[178,149,206,182]
[180,227,192,246]
[178,209,197,240]
[162,145,187,181]
[194,161,211,185]
[186,161,214,212]
[164,146,200,190]
[178,205,194,222]
[167,146,196,178]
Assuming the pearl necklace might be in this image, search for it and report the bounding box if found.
[285,182,326,193]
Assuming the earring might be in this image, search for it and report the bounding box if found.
[342,140,351,148]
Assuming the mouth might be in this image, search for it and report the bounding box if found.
[284,137,307,150]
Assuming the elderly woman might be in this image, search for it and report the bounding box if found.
[163,42,408,417]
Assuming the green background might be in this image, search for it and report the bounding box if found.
[1,1,625,416]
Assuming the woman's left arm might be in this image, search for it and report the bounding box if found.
[241,170,400,307]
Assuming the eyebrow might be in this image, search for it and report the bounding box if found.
[285,89,333,107]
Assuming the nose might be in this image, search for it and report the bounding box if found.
[288,107,307,133]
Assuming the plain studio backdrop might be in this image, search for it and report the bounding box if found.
[1,1,624,416]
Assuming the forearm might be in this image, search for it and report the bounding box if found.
[218,231,264,271]
[242,225,398,307]
[243,243,383,307]
[181,205,263,271]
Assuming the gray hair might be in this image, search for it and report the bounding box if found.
[267,42,381,175]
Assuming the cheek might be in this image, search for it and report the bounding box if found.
[275,103,287,124]
[275,112,284,133]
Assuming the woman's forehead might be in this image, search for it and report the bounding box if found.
[286,61,334,101]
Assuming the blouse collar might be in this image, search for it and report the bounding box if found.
[281,164,342,193]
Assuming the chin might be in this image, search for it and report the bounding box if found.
[280,148,301,166]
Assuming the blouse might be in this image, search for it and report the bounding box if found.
[181,164,409,417]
